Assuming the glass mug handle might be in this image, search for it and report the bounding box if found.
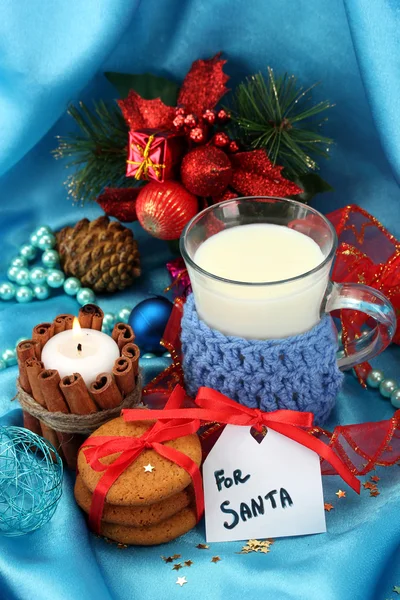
[324,282,397,370]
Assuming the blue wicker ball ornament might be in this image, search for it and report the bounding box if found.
[0,427,63,536]
[128,297,173,353]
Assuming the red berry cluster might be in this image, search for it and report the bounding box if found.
[172,106,239,151]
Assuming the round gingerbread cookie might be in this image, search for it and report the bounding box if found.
[78,417,202,506]
[100,506,197,546]
[74,475,192,527]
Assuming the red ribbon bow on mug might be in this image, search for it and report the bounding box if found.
[82,386,204,534]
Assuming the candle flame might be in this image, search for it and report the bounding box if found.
[72,318,82,338]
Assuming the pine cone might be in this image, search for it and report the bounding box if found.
[56,217,141,293]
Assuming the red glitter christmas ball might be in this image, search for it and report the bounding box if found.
[202,109,216,125]
[184,114,197,128]
[136,181,198,240]
[181,145,233,197]
[213,132,230,148]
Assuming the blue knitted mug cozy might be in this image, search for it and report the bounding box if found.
[181,294,344,424]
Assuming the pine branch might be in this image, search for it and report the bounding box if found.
[53,100,136,204]
[227,68,334,177]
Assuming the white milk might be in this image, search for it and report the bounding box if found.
[190,223,328,339]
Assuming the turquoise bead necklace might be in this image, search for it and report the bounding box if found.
[0,225,96,305]
[364,368,400,410]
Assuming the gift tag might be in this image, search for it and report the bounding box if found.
[203,425,326,543]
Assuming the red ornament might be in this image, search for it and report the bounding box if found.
[173,115,185,129]
[136,181,198,240]
[202,109,216,125]
[228,140,240,153]
[189,127,205,143]
[213,132,230,148]
[175,107,186,116]
[181,146,233,197]
[184,114,197,128]
[217,109,230,123]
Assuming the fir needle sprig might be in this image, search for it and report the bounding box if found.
[228,67,334,177]
[53,101,133,204]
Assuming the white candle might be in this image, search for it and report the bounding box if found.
[41,319,120,385]
[189,223,327,339]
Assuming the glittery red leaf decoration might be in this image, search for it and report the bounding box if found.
[96,187,140,222]
[178,53,230,116]
[231,150,302,197]
[118,91,175,130]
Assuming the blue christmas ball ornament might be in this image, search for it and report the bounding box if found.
[128,297,173,353]
[0,427,63,536]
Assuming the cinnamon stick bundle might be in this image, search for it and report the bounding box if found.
[112,357,135,396]
[60,373,98,415]
[89,373,123,410]
[121,343,140,377]
[78,304,104,330]
[32,322,55,351]
[112,323,135,351]
[53,314,74,334]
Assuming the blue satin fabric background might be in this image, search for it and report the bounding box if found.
[0,1,400,599]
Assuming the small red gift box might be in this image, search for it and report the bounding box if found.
[126,129,183,182]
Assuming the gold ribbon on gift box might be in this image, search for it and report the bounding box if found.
[127,134,166,180]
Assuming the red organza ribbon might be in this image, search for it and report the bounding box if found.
[124,386,361,494]
[82,385,204,534]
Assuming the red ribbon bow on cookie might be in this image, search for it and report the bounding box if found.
[82,386,204,534]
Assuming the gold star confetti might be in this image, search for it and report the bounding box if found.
[363,482,376,490]
[143,463,155,473]
[324,503,334,512]
[173,563,183,571]
[211,556,221,563]
[176,576,187,587]
[172,554,181,560]
[238,539,274,554]
[161,556,174,563]
[184,560,193,567]
[370,489,380,497]
[196,543,209,549]
[394,585,400,594]
[335,490,346,498]
[370,475,380,483]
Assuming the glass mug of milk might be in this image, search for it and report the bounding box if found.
[180,197,396,369]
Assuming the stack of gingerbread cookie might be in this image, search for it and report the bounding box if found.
[75,416,202,545]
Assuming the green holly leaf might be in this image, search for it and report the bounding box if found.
[290,172,334,203]
[105,72,179,106]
